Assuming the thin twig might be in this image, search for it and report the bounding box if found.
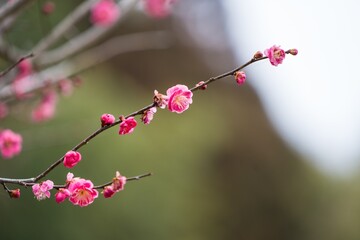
[35,52,288,181]
[32,0,98,55]
[36,0,140,67]
[0,50,296,187]
[0,31,171,101]
[0,0,36,24]
[0,53,34,78]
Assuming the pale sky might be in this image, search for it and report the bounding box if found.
[221,0,360,175]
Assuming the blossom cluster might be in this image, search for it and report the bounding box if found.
[31,172,126,207]
[1,44,298,207]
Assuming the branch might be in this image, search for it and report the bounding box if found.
[0,31,171,101]
[34,50,296,181]
[35,0,140,67]
[0,52,33,78]
[0,0,36,24]
[32,0,98,55]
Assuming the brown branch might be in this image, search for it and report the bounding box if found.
[35,0,140,67]
[0,53,34,78]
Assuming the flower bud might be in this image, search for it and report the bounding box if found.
[195,81,207,90]
[9,189,20,199]
[288,48,298,56]
[101,113,115,127]
[253,51,263,59]
[234,71,246,85]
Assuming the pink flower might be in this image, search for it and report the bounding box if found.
[264,45,286,66]
[166,84,193,113]
[154,90,168,109]
[112,171,126,192]
[102,171,126,198]
[141,107,157,124]
[9,189,20,199]
[101,113,115,127]
[144,0,175,19]
[55,188,71,203]
[102,186,116,198]
[68,177,99,207]
[63,150,82,168]
[32,180,54,201]
[0,129,22,159]
[235,71,246,85]
[119,117,137,135]
[32,90,58,122]
[91,0,120,26]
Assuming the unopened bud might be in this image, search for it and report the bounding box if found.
[9,189,20,199]
[195,81,207,90]
[288,48,298,56]
[253,51,263,59]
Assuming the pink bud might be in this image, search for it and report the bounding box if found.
[9,189,20,199]
[253,51,263,59]
[42,1,55,15]
[195,81,207,90]
[119,117,137,135]
[101,113,115,127]
[141,107,157,125]
[235,71,246,85]
[288,48,298,56]
[102,186,116,198]
[55,188,71,203]
[91,0,120,26]
[63,151,82,168]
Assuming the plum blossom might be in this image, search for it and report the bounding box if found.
[102,186,115,198]
[101,113,115,127]
[68,177,98,207]
[119,117,137,135]
[102,171,127,198]
[55,188,71,203]
[153,90,168,109]
[166,84,193,113]
[235,71,246,85]
[0,129,22,159]
[32,90,58,122]
[91,0,120,26]
[32,180,54,201]
[264,45,285,66]
[112,171,126,192]
[144,0,176,19]
[141,107,157,124]
[63,150,82,168]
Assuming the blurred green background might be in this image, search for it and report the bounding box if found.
[1,1,360,240]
